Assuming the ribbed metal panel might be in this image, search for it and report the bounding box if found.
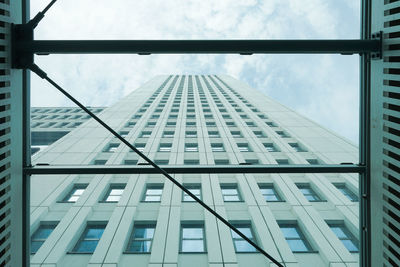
[372,1,400,266]
[0,1,12,265]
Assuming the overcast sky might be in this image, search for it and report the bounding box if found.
[30,0,360,144]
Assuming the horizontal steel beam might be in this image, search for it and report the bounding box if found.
[25,164,365,175]
[22,39,380,55]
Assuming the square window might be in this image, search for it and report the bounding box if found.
[259,184,283,202]
[230,223,257,252]
[62,184,88,202]
[278,222,313,252]
[126,222,156,253]
[185,143,198,152]
[182,184,202,202]
[31,222,58,254]
[102,184,126,202]
[221,184,241,202]
[180,223,205,253]
[143,184,164,202]
[211,143,225,152]
[71,223,107,253]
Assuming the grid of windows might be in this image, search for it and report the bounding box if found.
[31,222,58,254]
[71,223,107,253]
[279,222,313,252]
[230,223,257,252]
[221,184,241,202]
[126,222,156,253]
[180,223,206,253]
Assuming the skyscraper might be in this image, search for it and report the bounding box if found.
[30,75,359,266]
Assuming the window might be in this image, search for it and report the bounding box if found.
[186,121,196,126]
[296,183,323,202]
[182,184,201,202]
[134,143,146,152]
[327,221,359,252]
[206,121,216,126]
[208,131,220,138]
[143,184,163,202]
[276,131,289,138]
[265,121,277,127]
[263,143,278,152]
[126,121,136,127]
[168,114,178,119]
[120,131,129,138]
[307,159,320,165]
[185,131,197,138]
[104,143,119,152]
[154,159,169,165]
[290,143,306,152]
[126,222,156,253]
[211,143,225,152]
[237,143,251,152]
[244,159,259,164]
[124,159,138,165]
[71,223,107,253]
[93,159,107,165]
[186,114,195,119]
[185,143,198,152]
[276,159,289,165]
[245,121,256,127]
[230,223,257,252]
[31,222,58,254]
[159,143,172,152]
[180,223,206,252]
[163,131,174,138]
[184,159,200,165]
[259,184,283,202]
[226,121,236,126]
[102,184,126,202]
[333,183,359,202]
[62,184,88,202]
[146,122,156,127]
[231,131,242,138]
[166,121,176,127]
[279,222,313,252]
[140,131,152,138]
[215,159,230,165]
[221,184,241,202]
[253,131,266,138]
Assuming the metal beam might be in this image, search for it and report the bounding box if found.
[25,164,365,175]
[21,39,380,55]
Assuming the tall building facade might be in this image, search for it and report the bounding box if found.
[30,75,359,267]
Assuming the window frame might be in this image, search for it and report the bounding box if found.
[179,222,206,253]
[142,184,164,202]
[60,184,88,203]
[125,222,157,254]
[30,221,59,254]
[70,222,107,254]
[100,183,126,203]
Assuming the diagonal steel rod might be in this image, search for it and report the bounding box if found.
[29,64,285,267]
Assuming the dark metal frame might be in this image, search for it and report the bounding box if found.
[13,0,375,266]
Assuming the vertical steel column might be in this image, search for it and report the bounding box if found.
[360,0,371,267]
[22,0,31,265]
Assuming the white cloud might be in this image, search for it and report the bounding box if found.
[30,0,360,143]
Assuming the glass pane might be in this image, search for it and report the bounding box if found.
[74,240,99,253]
[260,188,274,194]
[222,189,237,195]
[74,189,85,195]
[110,189,124,195]
[106,195,121,202]
[331,227,347,238]
[234,240,256,252]
[183,195,195,201]
[223,195,240,201]
[86,228,105,239]
[341,240,358,252]
[305,195,317,201]
[181,240,204,252]
[31,241,44,253]
[287,239,308,252]
[68,196,79,202]
[147,189,162,195]
[134,227,155,239]
[280,227,300,238]
[299,188,312,194]
[32,227,54,239]
[265,195,279,201]
[231,227,252,239]
[129,240,152,252]
[145,196,161,201]
[182,228,203,238]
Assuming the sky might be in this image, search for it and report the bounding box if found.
[30,0,361,144]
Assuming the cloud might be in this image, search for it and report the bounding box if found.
[30,0,360,144]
